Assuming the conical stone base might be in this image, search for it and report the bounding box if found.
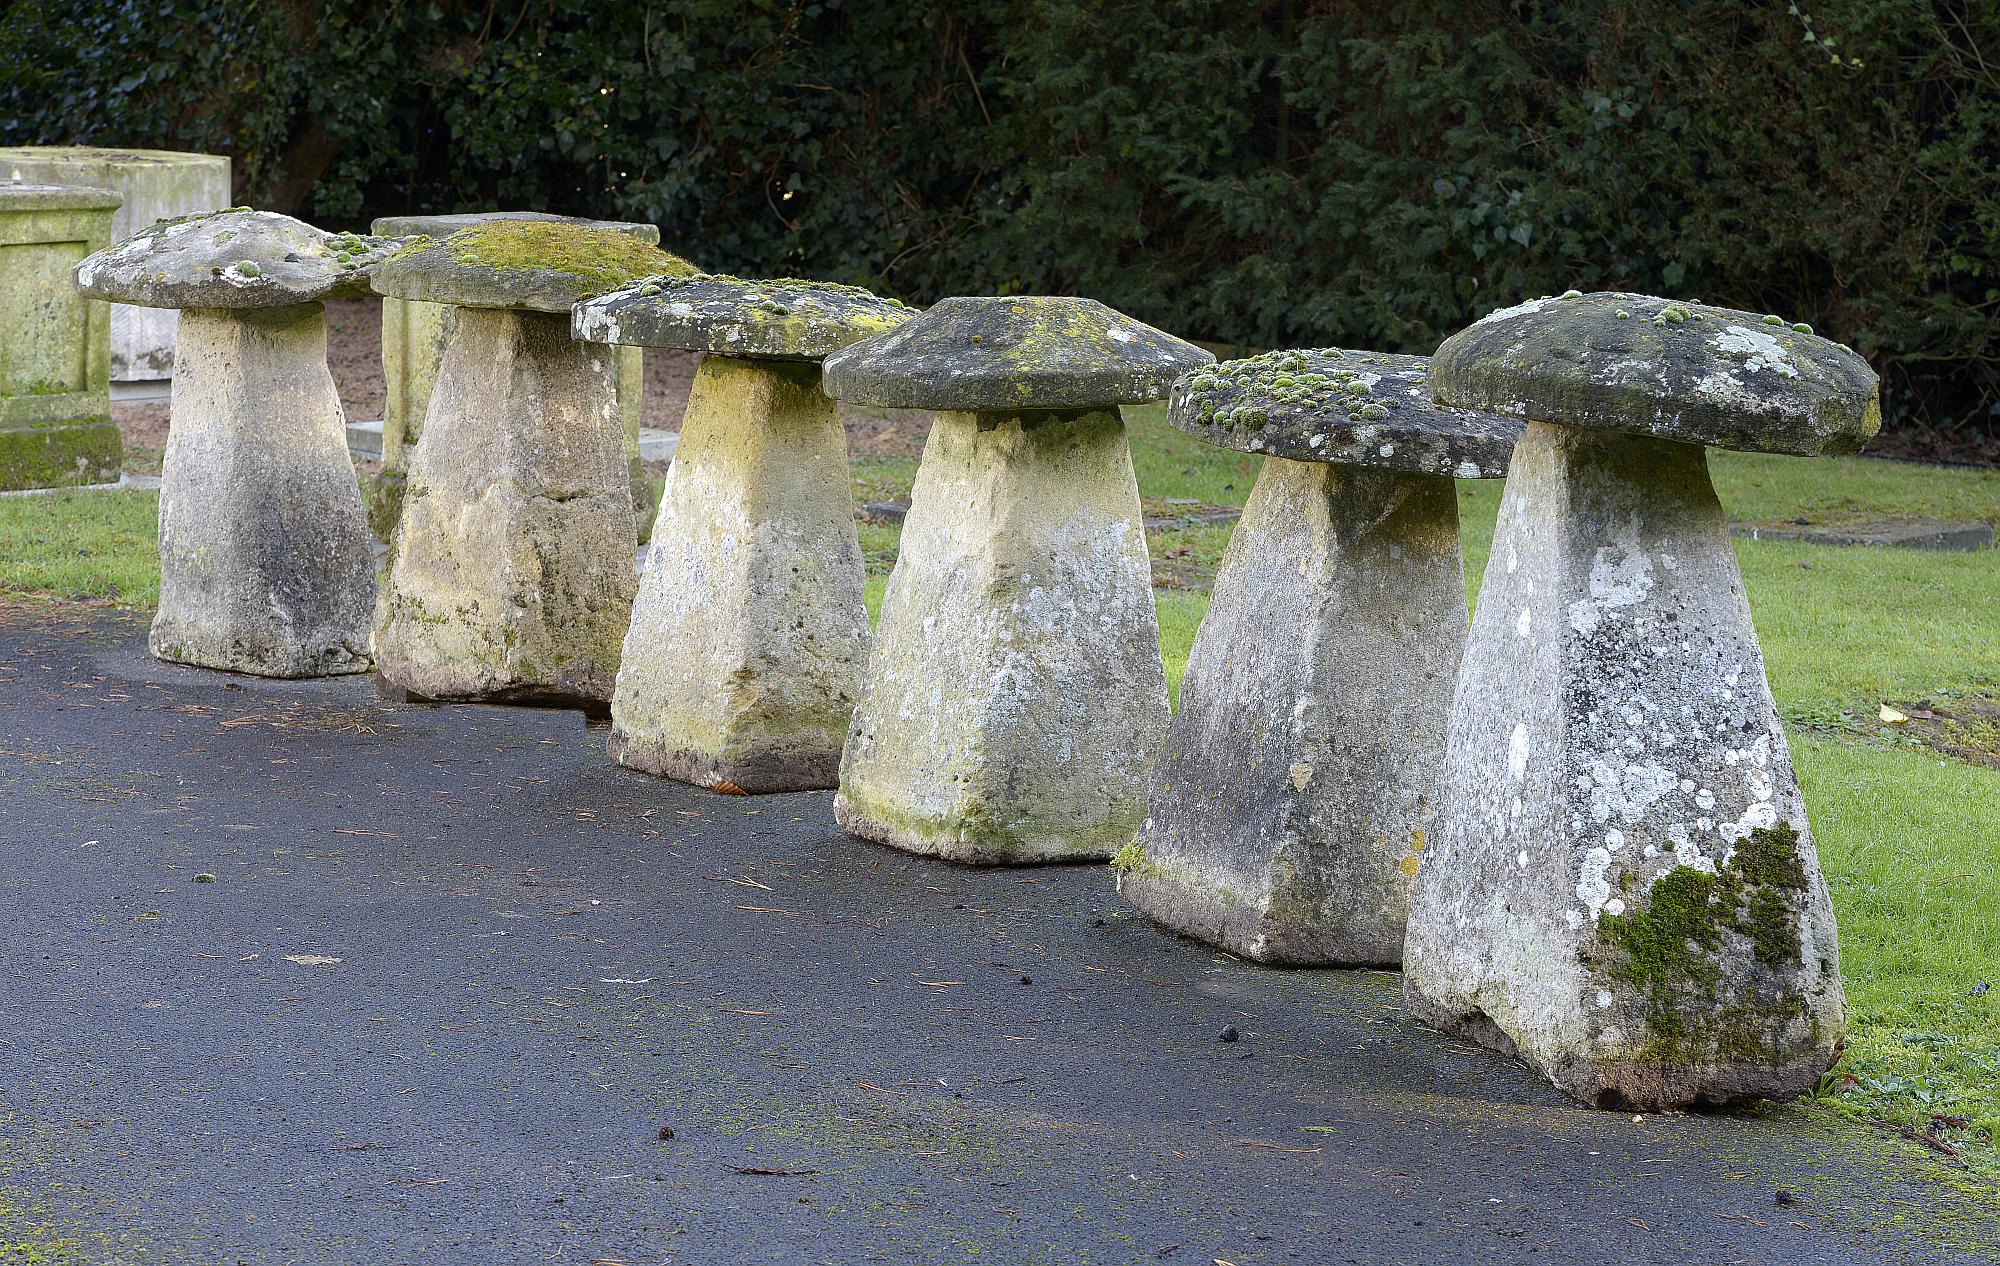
[1118,459,1465,964]
[608,357,868,792]
[374,308,636,707]
[834,407,1170,864]
[1403,421,1844,1109]
[150,304,374,678]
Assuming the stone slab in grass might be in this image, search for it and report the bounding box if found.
[1405,290,1876,1109]
[0,183,121,491]
[1734,518,1994,551]
[0,146,230,380]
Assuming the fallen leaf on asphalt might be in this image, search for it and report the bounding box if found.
[283,955,344,967]
[727,1164,817,1176]
[1235,1140,1320,1153]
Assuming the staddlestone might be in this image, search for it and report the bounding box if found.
[821,295,1210,411]
[1432,291,1879,456]
[1168,348,1519,475]
[1118,349,1511,963]
[575,274,914,359]
[75,209,401,309]
[1403,421,1849,1108]
[148,304,375,676]
[372,221,698,313]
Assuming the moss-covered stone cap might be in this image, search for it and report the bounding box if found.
[1433,290,1880,456]
[371,220,698,313]
[369,210,660,246]
[1168,348,1521,477]
[573,274,915,360]
[0,182,122,213]
[73,208,401,309]
[820,295,1213,411]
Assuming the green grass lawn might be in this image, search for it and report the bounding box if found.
[4,405,1997,1178]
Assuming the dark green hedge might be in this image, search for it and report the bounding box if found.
[4,0,1993,444]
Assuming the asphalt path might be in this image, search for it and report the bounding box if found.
[0,609,1990,1265]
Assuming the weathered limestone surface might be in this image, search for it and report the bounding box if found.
[371,220,695,313]
[74,209,399,309]
[1167,348,1519,475]
[608,358,868,790]
[0,146,230,379]
[1118,459,1468,963]
[834,408,1170,863]
[582,274,910,792]
[1431,291,1879,456]
[149,305,375,676]
[1403,422,1846,1108]
[371,212,658,537]
[1,183,120,490]
[821,295,1209,411]
[373,308,636,706]
[576,274,914,360]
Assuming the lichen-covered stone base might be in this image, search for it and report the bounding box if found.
[1118,459,1465,964]
[373,308,636,707]
[834,407,1170,863]
[0,419,120,491]
[149,305,374,677]
[608,357,868,792]
[1403,421,1844,1109]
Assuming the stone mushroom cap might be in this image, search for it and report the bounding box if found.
[820,295,1213,411]
[369,210,660,245]
[573,274,916,361]
[371,220,700,314]
[73,208,402,309]
[0,182,122,213]
[1432,290,1880,456]
[1168,347,1522,478]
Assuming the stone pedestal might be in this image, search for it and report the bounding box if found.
[150,305,375,676]
[369,213,651,539]
[374,308,637,707]
[0,183,120,490]
[1118,459,1466,964]
[609,357,867,791]
[1403,422,1844,1108]
[0,147,230,383]
[835,407,1170,863]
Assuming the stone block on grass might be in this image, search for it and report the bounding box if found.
[0,182,121,490]
[0,147,229,382]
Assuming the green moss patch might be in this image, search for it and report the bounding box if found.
[1595,822,1813,1055]
[445,220,698,292]
[0,421,120,492]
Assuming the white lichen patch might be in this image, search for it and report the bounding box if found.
[1476,296,1554,326]
[1714,325,1800,379]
